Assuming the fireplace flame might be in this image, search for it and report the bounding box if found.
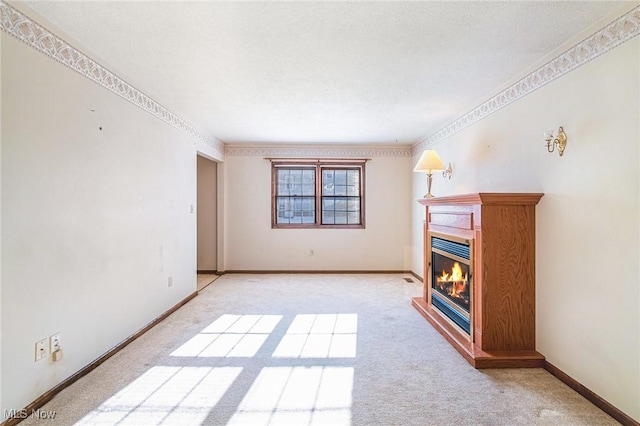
[436,262,468,299]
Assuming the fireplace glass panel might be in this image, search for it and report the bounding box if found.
[432,251,470,313]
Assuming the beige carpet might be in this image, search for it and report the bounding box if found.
[197,274,220,292]
[22,274,616,425]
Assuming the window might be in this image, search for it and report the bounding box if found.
[271,160,366,228]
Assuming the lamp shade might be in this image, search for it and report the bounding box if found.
[413,149,445,173]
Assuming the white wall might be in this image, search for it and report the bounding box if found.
[224,154,412,271]
[411,38,640,421]
[1,32,197,418]
[0,28,3,416]
[197,155,218,271]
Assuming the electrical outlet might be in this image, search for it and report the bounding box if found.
[309,249,315,256]
[168,276,173,287]
[50,333,61,353]
[35,338,49,362]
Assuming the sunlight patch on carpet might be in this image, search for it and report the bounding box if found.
[273,314,357,358]
[170,314,282,358]
[228,366,353,426]
[75,366,241,425]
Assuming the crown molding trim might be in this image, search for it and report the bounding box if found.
[225,145,412,158]
[4,0,636,159]
[412,5,640,156]
[0,1,224,156]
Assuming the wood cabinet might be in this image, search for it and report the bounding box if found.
[412,193,545,368]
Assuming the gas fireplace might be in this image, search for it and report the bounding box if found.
[412,193,545,368]
[430,235,472,334]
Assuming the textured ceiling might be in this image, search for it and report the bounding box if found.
[22,1,633,146]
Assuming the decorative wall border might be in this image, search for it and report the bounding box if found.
[412,5,640,155]
[4,1,637,159]
[0,1,224,157]
[224,145,412,158]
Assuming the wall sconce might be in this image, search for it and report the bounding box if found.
[442,163,453,180]
[544,126,567,156]
[414,149,453,198]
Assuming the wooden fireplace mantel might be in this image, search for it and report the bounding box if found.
[412,192,545,368]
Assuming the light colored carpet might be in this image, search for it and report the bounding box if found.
[22,274,616,425]
[197,274,220,292]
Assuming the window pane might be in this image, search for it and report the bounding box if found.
[322,183,334,195]
[302,169,314,183]
[322,170,334,196]
[323,198,334,210]
[302,198,314,210]
[321,194,361,225]
[347,170,360,196]
[335,185,347,196]
[277,169,316,197]
[277,170,289,196]
[277,207,290,223]
[348,211,360,224]
[291,184,303,196]
[348,197,360,211]
[335,170,347,185]
[334,211,347,224]
[323,170,334,184]
[323,211,335,224]
[347,170,359,185]
[302,184,314,196]
[278,170,296,196]
[277,196,314,224]
[302,211,315,224]
[290,170,302,184]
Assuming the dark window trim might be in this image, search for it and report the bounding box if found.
[270,159,367,229]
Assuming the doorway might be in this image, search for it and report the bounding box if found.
[197,155,218,292]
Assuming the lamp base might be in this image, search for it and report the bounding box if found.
[424,173,435,199]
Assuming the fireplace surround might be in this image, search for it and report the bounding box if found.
[412,193,544,368]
